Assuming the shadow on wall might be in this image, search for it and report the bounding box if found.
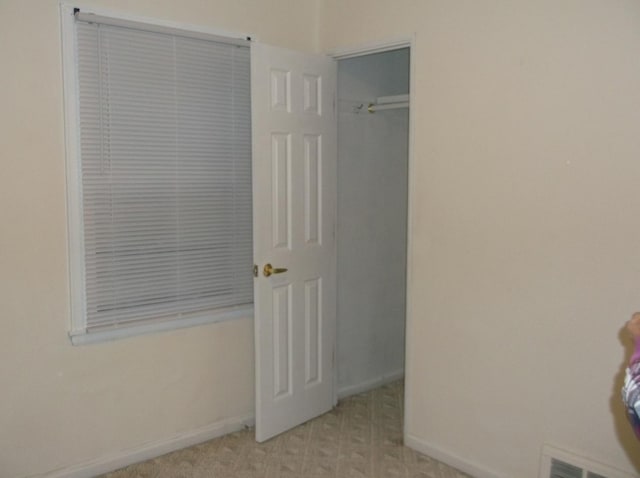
[611,324,640,473]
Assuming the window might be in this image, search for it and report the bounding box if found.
[62,8,253,344]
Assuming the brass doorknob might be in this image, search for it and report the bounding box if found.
[263,263,288,277]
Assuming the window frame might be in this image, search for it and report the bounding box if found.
[60,3,255,345]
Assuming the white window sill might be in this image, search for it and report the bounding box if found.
[69,305,254,346]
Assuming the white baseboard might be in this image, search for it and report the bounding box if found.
[44,414,255,478]
[337,369,404,399]
[404,433,504,478]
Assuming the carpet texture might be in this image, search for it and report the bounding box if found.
[101,381,469,477]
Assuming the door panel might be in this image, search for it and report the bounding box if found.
[271,133,291,250]
[252,42,337,442]
[304,134,321,245]
[273,284,292,398]
[304,278,321,385]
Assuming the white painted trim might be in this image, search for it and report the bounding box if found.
[43,414,255,478]
[329,36,413,60]
[404,433,506,478]
[337,369,405,399]
[60,3,92,337]
[70,306,253,345]
[403,34,417,448]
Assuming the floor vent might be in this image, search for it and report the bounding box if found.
[549,458,605,478]
[540,444,636,478]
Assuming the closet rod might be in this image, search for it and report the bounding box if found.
[367,102,410,113]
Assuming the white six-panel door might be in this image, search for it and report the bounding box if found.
[251,42,337,442]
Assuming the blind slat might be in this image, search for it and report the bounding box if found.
[76,20,253,331]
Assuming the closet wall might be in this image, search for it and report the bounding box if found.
[337,49,410,395]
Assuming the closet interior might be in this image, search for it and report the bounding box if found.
[336,48,411,397]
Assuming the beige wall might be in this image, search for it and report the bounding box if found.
[321,0,640,476]
[4,0,640,477]
[0,1,318,476]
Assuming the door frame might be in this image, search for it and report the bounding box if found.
[329,36,416,438]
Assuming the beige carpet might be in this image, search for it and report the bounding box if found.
[101,381,469,478]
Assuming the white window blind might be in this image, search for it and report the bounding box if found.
[72,14,253,338]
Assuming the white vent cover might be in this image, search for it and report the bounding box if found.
[540,445,637,478]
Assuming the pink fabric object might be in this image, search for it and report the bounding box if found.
[631,337,640,365]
